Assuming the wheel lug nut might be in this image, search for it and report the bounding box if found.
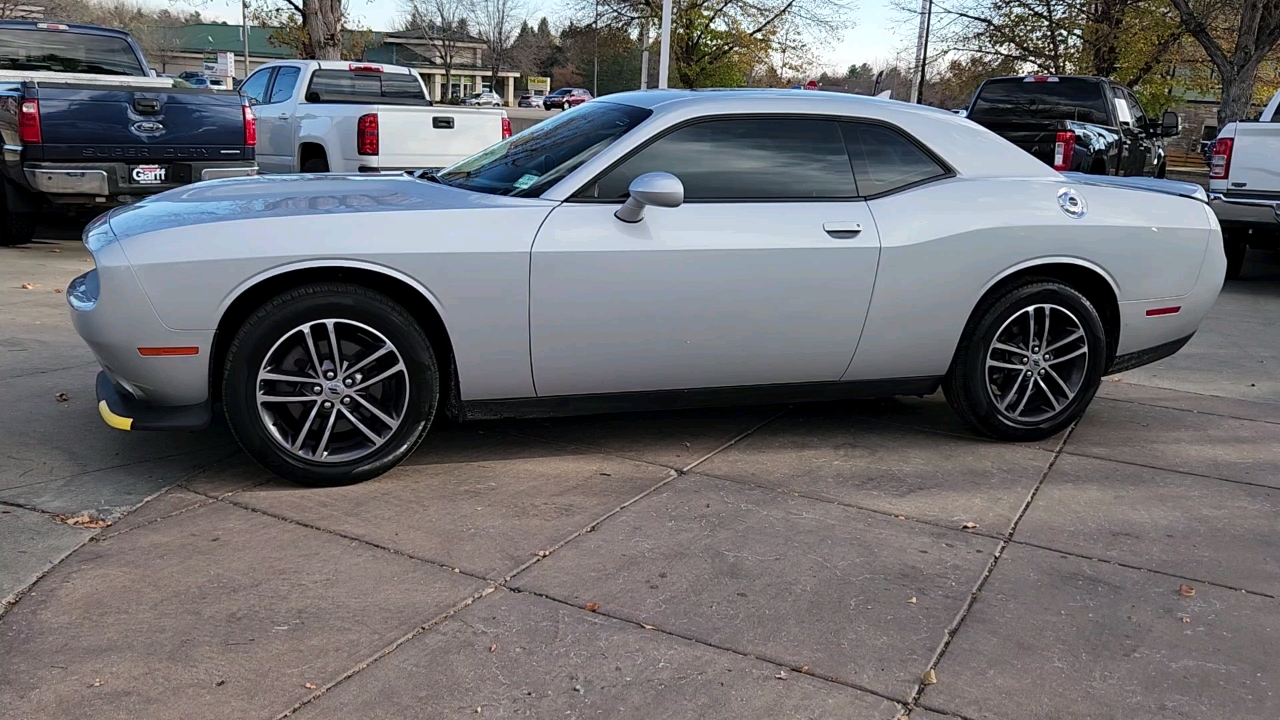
[312,385,323,394]
[322,400,333,410]
[1025,370,1032,377]
[325,372,336,380]
[1038,369,1045,376]
[343,377,353,387]
[1021,357,1028,364]
[341,396,351,406]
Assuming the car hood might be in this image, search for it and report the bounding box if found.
[107,173,552,240]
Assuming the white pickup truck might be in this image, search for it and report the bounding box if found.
[241,60,510,174]
[1208,90,1280,278]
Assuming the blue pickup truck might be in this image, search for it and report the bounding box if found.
[0,21,257,245]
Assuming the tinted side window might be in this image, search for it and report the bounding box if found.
[841,123,946,196]
[240,69,273,105]
[306,70,429,105]
[1124,91,1147,126]
[267,66,300,104]
[382,73,430,103]
[593,117,856,201]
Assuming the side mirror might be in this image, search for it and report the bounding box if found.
[614,172,684,223]
[1161,110,1181,137]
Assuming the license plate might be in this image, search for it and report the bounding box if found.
[130,165,167,184]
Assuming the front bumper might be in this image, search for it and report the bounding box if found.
[96,371,211,431]
[25,161,258,205]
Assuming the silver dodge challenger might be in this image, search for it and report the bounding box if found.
[68,90,1225,486]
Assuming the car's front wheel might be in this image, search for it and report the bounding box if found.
[944,280,1106,441]
[222,283,439,486]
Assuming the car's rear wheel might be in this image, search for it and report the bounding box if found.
[222,283,438,486]
[944,280,1106,441]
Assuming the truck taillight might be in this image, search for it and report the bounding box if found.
[1052,131,1075,171]
[357,113,379,155]
[18,100,40,144]
[501,116,512,139]
[1210,137,1233,179]
[242,104,256,147]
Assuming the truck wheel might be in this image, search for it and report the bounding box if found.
[1225,233,1247,280]
[0,209,36,247]
[301,158,329,173]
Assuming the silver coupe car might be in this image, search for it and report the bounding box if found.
[68,90,1226,486]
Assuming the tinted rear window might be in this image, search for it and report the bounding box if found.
[969,78,1110,125]
[305,70,430,105]
[0,28,145,76]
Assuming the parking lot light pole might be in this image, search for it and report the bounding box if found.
[657,0,672,88]
[241,0,250,79]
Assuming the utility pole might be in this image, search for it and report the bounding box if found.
[639,22,649,89]
[593,0,599,96]
[241,0,250,80]
[657,0,672,88]
[909,0,932,104]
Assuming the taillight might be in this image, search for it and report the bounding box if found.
[349,64,383,72]
[1210,137,1233,179]
[357,113,379,155]
[501,116,512,139]
[242,104,256,147]
[18,99,40,144]
[1052,131,1076,171]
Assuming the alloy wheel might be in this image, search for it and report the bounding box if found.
[984,303,1089,423]
[256,319,409,463]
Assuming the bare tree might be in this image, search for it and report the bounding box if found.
[470,0,524,95]
[1169,0,1280,125]
[401,0,471,98]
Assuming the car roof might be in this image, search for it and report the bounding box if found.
[602,88,955,117]
[0,20,135,40]
[268,59,416,75]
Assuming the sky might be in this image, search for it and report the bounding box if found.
[170,0,910,73]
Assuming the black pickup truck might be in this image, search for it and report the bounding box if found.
[0,21,257,245]
[965,75,1181,177]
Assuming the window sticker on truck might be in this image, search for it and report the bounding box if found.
[131,165,167,184]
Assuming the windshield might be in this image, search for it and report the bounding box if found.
[969,78,1110,125]
[436,101,652,197]
[0,28,146,76]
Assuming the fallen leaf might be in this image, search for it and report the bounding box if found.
[49,248,61,253]
[489,644,497,653]
[641,623,656,630]
[475,708,482,714]
[55,392,69,402]
[20,282,34,289]
[304,682,317,690]
[1179,584,1196,597]
[798,665,809,674]
[584,602,600,612]
[53,288,62,293]
[55,513,109,529]
[894,515,907,520]
[215,679,227,687]
[921,668,937,685]
[536,550,549,557]
[960,522,979,530]
[774,670,788,680]
[452,567,460,573]
[907,596,917,604]
[91,679,103,687]
[1182,616,1191,623]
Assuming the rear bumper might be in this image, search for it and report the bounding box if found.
[1209,193,1280,236]
[96,371,211,432]
[24,161,258,204]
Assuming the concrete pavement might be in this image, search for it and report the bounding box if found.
[2,232,1279,719]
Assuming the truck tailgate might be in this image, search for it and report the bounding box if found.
[970,119,1063,165]
[1223,122,1280,195]
[32,84,247,162]
[377,106,502,169]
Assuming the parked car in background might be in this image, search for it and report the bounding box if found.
[463,91,503,107]
[966,75,1180,177]
[518,92,543,108]
[185,76,211,89]
[0,20,257,246]
[73,90,1224,486]
[544,87,592,110]
[1207,89,1280,279]
[240,60,511,174]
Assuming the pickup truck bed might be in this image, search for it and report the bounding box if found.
[1207,89,1280,278]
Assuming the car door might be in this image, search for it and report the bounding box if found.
[238,68,275,166]
[1124,90,1160,176]
[528,115,882,397]
[1111,86,1145,176]
[254,65,302,173]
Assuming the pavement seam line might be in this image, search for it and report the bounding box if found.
[0,442,240,495]
[906,419,1078,710]
[508,585,910,712]
[1058,449,1280,492]
[1098,395,1280,426]
[1006,538,1277,598]
[0,532,94,617]
[497,428,694,474]
[273,584,500,719]
[679,407,791,474]
[95,496,220,540]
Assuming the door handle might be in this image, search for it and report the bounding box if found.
[823,222,863,239]
[277,113,289,119]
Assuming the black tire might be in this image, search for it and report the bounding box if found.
[222,283,439,486]
[944,280,1107,442]
[0,188,36,246]
[1224,233,1247,280]
[1155,163,1167,179]
[301,157,329,173]
[1088,160,1108,175]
